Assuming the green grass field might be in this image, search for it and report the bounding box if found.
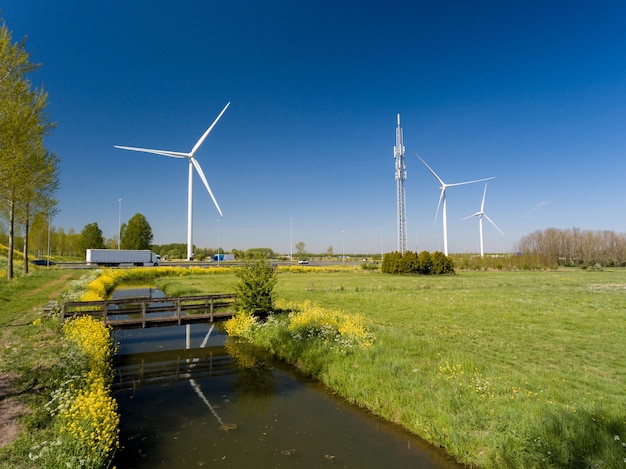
[157,268,626,468]
[2,266,625,467]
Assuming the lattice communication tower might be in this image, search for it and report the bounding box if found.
[394,114,407,254]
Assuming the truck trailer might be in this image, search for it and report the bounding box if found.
[212,253,235,262]
[86,249,161,267]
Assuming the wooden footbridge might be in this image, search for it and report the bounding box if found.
[61,294,244,330]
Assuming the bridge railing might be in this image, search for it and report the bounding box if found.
[61,294,238,329]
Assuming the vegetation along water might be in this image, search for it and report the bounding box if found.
[1,265,625,468]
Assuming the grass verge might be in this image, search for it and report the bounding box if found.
[162,267,626,468]
[0,268,119,468]
[7,266,624,468]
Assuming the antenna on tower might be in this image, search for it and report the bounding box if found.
[394,114,407,254]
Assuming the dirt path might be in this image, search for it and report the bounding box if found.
[1,272,73,449]
[23,272,73,299]
[0,373,26,448]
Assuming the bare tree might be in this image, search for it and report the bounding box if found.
[516,228,626,267]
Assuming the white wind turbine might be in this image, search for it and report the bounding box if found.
[115,102,230,261]
[414,152,494,256]
[462,183,504,257]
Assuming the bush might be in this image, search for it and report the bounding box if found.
[431,251,455,274]
[233,257,277,314]
[382,250,454,275]
[417,250,432,274]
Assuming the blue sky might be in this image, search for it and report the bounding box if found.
[3,1,626,255]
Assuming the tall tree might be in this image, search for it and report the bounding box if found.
[294,241,307,259]
[21,148,60,273]
[79,222,105,253]
[0,20,57,279]
[121,213,153,250]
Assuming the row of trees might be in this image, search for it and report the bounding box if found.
[515,227,626,267]
[80,213,154,252]
[382,250,455,275]
[0,20,59,279]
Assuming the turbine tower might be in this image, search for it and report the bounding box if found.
[115,102,230,261]
[462,183,504,257]
[415,153,494,256]
[394,114,407,254]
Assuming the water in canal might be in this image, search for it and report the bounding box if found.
[111,289,462,468]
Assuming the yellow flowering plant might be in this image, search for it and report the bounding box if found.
[281,300,374,350]
[224,299,374,354]
[34,316,119,468]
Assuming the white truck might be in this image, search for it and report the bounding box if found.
[86,249,161,267]
[212,253,236,262]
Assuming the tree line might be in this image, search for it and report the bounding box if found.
[515,227,626,267]
[0,19,59,279]
[1,213,275,262]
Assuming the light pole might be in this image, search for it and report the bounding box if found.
[217,219,220,266]
[118,198,122,250]
[290,217,293,262]
[342,230,345,264]
[46,212,51,266]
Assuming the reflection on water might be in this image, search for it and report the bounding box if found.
[111,289,462,468]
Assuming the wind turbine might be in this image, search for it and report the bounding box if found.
[115,102,230,261]
[414,152,494,256]
[462,183,504,257]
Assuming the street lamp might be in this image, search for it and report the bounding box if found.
[290,217,293,262]
[342,230,345,264]
[118,198,122,250]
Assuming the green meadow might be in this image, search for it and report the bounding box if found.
[2,266,625,468]
[158,268,626,468]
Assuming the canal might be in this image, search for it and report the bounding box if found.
[111,289,462,468]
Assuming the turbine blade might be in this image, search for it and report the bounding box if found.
[434,189,445,226]
[481,183,488,212]
[191,157,223,216]
[461,212,480,221]
[190,102,231,156]
[413,152,445,186]
[114,145,188,159]
[484,214,504,235]
[447,176,495,188]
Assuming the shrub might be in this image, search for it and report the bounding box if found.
[431,251,455,274]
[417,250,432,274]
[381,251,402,274]
[382,250,454,275]
[233,257,277,314]
[223,299,375,356]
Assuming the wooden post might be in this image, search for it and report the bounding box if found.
[210,298,214,322]
[141,300,146,328]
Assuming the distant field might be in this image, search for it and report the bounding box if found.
[157,267,626,468]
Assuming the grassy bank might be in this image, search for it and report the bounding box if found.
[0,268,119,468]
[5,266,623,467]
[158,267,626,468]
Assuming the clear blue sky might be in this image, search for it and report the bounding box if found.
[4,1,626,255]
